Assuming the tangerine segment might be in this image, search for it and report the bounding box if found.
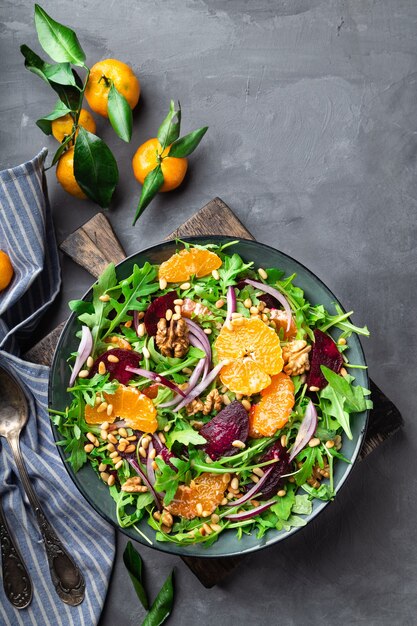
[220,358,271,396]
[249,373,295,438]
[215,318,283,393]
[159,248,222,283]
[269,309,297,340]
[167,473,229,519]
[85,384,157,432]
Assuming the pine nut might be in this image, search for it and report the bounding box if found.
[93,438,100,447]
[250,306,259,315]
[180,282,191,290]
[263,307,270,314]
[251,474,260,483]
[107,433,118,444]
[309,437,320,447]
[280,434,288,447]
[221,497,228,505]
[163,424,171,432]
[86,432,95,443]
[124,320,132,328]
[309,385,320,392]
[231,477,239,490]
[161,511,173,527]
[106,443,115,452]
[114,460,124,470]
[158,432,166,444]
[84,443,94,453]
[98,361,106,375]
[174,305,182,315]
[108,354,119,363]
[258,268,268,280]
[215,299,225,309]
[202,510,211,518]
[101,421,110,431]
[142,346,151,360]
[223,394,231,405]
[182,366,193,374]
[211,513,220,524]
[107,475,115,487]
[174,298,184,305]
[125,444,136,454]
[232,440,245,449]
[196,503,203,516]
[151,461,158,470]
[325,440,335,449]
[252,467,264,478]
[78,369,89,378]
[127,435,137,442]
[231,312,242,319]
[97,402,108,413]
[149,448,156,460]
[338,337,347,345]
[106,404,113,416]
[153,511,161,521]
[139,447,146,458]
[222,473,231,484]
[98,463,107,472]
[118,442,127,453]
[166,309,173,321]
[340,367,348,377]
[109,451,119,458]
[159,277,168,290]
[212,269,220,280]
[262,313,269,322]
[277,489,286,497]
[141,437,150,449]
[99,294,110,302]
[100,429,108,440]
[118,427,128,437]
[241,399,251,411]
[100,472,110,482]
[202,523,212,535]
[138,323,145,337]
[86,356,94,368]
[137,311,145,320]
[258,301,265,311]
[243,298,252,308]
[205,456,213,464]
[210,523,222,533]
[113,456,122,464]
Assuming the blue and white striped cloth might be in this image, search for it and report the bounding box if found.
[0,149,115,626]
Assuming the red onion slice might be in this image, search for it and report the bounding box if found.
[244,278,292,332]
[69,325,93,387]
[146,441,156,485]
[225,465,275,507]
[225,500,275,521]
[174,360,228,412]
[127,456,162,511]
[186,319,212,366]
[125,366,186,397]
[226,286,236,321]
[289,400,318,461]
[158,357,207,408]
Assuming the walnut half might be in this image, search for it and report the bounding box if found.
[156,317,189,358]
[282,339,311,376]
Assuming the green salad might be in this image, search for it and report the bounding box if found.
[51,241,372,547]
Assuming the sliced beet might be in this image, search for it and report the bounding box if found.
[144,292,177,336]
[306,329,343,390]
[256,441,290,500]
[200,401,249,460]
[89,348,142,385]
[258,293,280,309]
[152,434,176,469]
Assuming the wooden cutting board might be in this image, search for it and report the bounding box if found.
[24,197,403,588]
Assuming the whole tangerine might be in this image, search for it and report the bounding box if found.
[51,109,96,143]
[132,138,188,192]
[0,250,14,292]
[56,147,87,199]
[85,58,140,118]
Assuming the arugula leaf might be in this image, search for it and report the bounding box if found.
[154,457,190,505]
[218,253,253,291]
[167,425,206,447]
[292,494,313,515]
[123,541,149,610]
[301,483,334,501]
[270,489,295,522]
[142,570,174,626]
[320,383,352,439]
[67,373,118,406]
[321,366,372,413]
[294,446,323,486]
[77,263,117,347]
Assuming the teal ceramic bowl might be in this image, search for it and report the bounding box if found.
[49,236,369,558]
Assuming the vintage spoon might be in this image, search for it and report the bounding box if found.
[0,493,33,609]
[0,366,85,606]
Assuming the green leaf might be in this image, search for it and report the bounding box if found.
[142,570,174,626]
[78,263,117,347]
[292,494,313,515]
[74,128,119,208]
[157,100,181,149]
[320,384,352,440]
[167,425,207,447]
[168,126,208,158]
[36,100,72,135]
[51,133,75,166]
[43,62,78,87]
[133,165,164,225]
[20,44,52,83]
[321,366,372,413]
[270,489,295,522]
[123,541,149,610]
[34,4,86,66]
[108,83,133,142]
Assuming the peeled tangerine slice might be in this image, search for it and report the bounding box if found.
[215,317,284,395]
[158,248,222,283]
[84,384,158,433]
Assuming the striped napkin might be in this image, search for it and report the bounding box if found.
[0,149,115,625]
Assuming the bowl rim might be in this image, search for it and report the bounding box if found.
[48,235,370,558]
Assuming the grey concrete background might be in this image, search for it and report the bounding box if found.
[1,0,416,624]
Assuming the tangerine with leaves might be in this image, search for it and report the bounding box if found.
[0,251,14,292]
[51,109,96,143]
[132,138,188,192]
[85,384,157,432]
[56,147,87,199]
[249,372,295,438]
[167,472,229,519]
[85,59,140,118]
[215,317,284,395]
[159,247,222,283]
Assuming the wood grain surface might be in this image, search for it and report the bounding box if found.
[24,197,403,588]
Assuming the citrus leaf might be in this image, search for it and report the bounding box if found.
[108,84,133,142]
[157,100,181,149]
[36,100,72,135]
[133,165,164,225]
[168,126,208,158]
[74,128,119,208]
[141,570,174,626]
[43,62,78,87]
[34,4,86,66]
[21,44,52,83]
[123,541,149,610]
[51,133,75,166]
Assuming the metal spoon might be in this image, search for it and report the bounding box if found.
[0,366,85,606]
[0,493,33,609]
